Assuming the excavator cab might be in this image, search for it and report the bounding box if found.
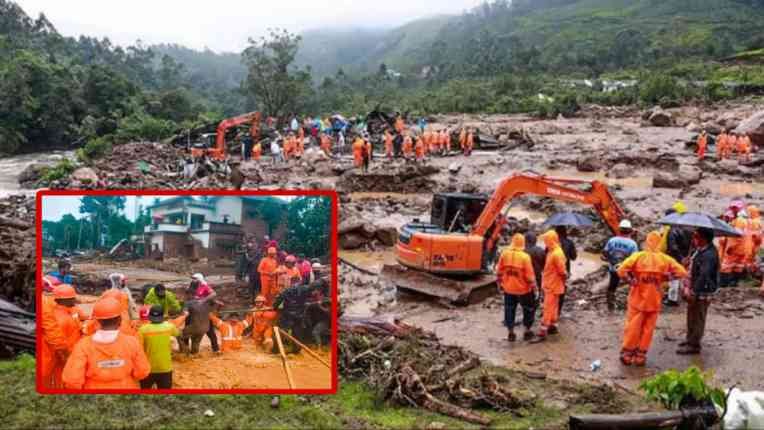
[430,193,489,232]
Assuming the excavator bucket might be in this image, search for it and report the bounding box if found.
[380,264,497,305]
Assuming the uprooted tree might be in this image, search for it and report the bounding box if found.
[241,28,312,118]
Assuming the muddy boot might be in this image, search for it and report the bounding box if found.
[620,349,634,366]
[507,330,516,342]
[633,350,647,367]
[523,330,535,341]
[530,329,547,343]
[676,345,701,355]
[548,325,559,335]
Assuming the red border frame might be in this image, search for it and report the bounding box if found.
[35,188,339,395]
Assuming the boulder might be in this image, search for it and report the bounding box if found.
[576,155,603,172]
[71,167,99,184]
[701,121,722,135]
[448,162,462,174]
[607,163,631,179]
[685,122,701,133]
[652,165,702,189]
[648,108,674,127]
[339,233,367,250]
[303,147,329,164]
[734,110,764,148]
[17,163,47,186]
[375,228,398,246]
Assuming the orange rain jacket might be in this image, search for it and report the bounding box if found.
[747,206,762,268]
[384,131,393,157]
[541,231,567,295]
[252,143,262,160]
[717,133,728,159]
[414,137,425,159]
[209,314,249,352]
[320,134,332,155]
[40,300,83,389]
[720,217,748,273]
[696,134,707,159]
[258,256,279,304]
[62,332,151,390]
[440,131,450,151]
[496,234,536,295]
[248,308,278,346]
[402,136,413,157]
[352,137,365,167]
[617,231,688,312]
[394,117,404,134]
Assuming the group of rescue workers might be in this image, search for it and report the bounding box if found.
[496,199,762,367]
[39,239,331,391]
[695,129,754,162]
[241,114,477,171]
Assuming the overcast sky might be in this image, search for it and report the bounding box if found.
[17,0,481,53]
[42,196,148,221]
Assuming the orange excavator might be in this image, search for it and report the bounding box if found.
[381,172,626,304]
[191,111,261,160]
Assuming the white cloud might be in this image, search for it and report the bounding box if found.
[16,0,481,52]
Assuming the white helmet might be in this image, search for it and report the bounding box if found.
[191,273,205,283]
[619,220,633,230]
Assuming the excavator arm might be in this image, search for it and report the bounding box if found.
[192,111,261,160]
[473,172,625,253]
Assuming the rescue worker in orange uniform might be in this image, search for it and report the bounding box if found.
[696,130,707,160]
[283,134,294,160]
[497,233,538,342]
[352,135,365,168]
[209,312,249,352]
[249,295,277,351]
[40,284,83,389]
[363,136,373,171]
[719,217,748,286]
[463,129,474,156]
[617,231,688,366]
[458,128,467,152]
[536,230,567,340]
[414,136,426,162]
[737,133,752,162]
[440,129,450,154]
[62,297,151,390]
[296,130,305,158]
[384,129,394,159]
[717,129,729,160]
[394,116,404,134]
[727,133,738,159]
[258,247,279,305]
[270,255,302,304]
[320,132,332,157]
[252,142,262,161]
[746,206,762,272]
[402,133,413,159]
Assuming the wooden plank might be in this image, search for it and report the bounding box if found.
[277,327,331,369]
[274,326,295,389]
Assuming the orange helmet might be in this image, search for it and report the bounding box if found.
[92,297,121,320]
[267,247,277,255]
[286,255,296,263]
[53,284,77,299]
[101,289,124,302]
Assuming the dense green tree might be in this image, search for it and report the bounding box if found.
[284,197,331,259]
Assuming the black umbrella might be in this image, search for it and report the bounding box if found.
[541,212,594,229]
[657,212,742,237]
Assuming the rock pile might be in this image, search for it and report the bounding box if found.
[0,196,35,310]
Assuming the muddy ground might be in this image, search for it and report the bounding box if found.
[61,262,333,390]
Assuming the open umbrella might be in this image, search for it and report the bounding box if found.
[657,212,742,237]
[541,212,594,229]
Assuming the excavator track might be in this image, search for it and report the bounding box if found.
[380,264,496,305]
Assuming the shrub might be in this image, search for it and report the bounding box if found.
[639,367,726,411]
[638,74,682,106]
[41,158,76,182]
[115,111,176,142]
[76,135,113,163]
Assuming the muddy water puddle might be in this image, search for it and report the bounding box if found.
[340,249,397,275]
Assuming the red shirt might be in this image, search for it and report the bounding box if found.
[194,282,214,299]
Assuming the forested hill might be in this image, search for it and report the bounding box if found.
[294,0,764,79]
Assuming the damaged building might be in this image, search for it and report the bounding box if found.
[144,196,287,259]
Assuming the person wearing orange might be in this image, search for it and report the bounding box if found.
[363,136,373,171]
[99,288,137,336]
[414,136,426,162]
[296,129,305,158]
[352,135,365,168]
[727,132,738,159]
[394,116,404,134]
[696,130,707,160]
[463,129,474,156]
[320,132,332,157]
[716,129,728,160]
[497,233,538,342]
[258,247,279,305]
[746,206,762,272]
[209,312,249,352]
[384,129,394,159]
[283,134,294,160]
[719,217,748,287]
[536,230,567,340]
[252,142,262,161]
[440,129,450,154]
[40,284,83,389]
[248,295,277,351]
[270,255,302,304]
[62,297,151,390]
[402,133,413,159]
[737,133,752,162]
[617,231,688,366]
[458,128,467,152]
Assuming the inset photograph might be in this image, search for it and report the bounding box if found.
[37,190,337,394]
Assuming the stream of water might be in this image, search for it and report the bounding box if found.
[0,151,74,197]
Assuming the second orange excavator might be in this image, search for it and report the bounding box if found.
[382,172,626,303]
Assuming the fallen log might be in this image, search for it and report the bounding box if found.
[339,315,415,337]
[569,407,718,430]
